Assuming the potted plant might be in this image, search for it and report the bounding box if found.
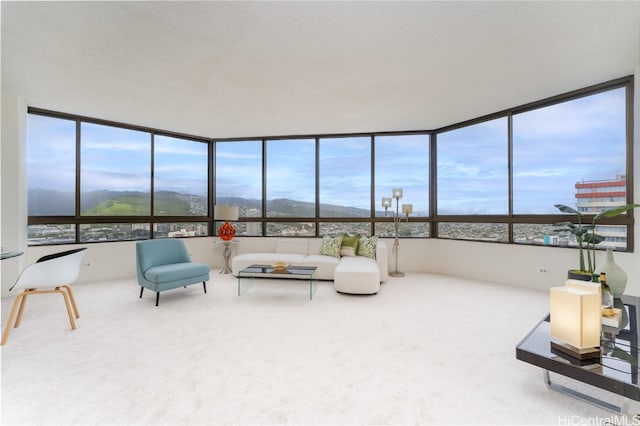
[553,203,639,281]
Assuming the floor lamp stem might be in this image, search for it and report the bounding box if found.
[389,197,405,278]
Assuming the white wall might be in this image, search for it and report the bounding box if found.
[1,92,28,297]
[3,66,640,297]
[23,237,224,294]
[21,233,640,297]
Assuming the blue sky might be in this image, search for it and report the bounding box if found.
[512,88,626,213]
[28,87,627,215]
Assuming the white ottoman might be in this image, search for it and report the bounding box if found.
[334,256,381,295]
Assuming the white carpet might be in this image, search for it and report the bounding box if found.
[0,272,629,425]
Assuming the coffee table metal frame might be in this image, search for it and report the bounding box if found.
[237,264,318,300]
[516,295,639,414]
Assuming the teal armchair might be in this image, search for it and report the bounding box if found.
[136,239,210,306]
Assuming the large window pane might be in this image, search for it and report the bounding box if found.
[27,224,76,245]
[375,134,429,217]
[79,223,150,242]
[154,222,208,238]
[215,141,262,217]
[437,118,508,214]
[266,222,315,237]
[81,123,151,215]
[513,88,627,214]
[438,223,508,242]
[266,139,315,217]
[376,222,429,238]
[319,222,371,236]
[27,114,76,216]
[154,135,208,216]
[222,222,262,237]
[319,137,370,217]
[513,224,558,246]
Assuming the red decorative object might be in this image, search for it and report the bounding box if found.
[218,221,236,241]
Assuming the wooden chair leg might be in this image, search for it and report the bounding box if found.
[155,292,160,307]
[58,288,77,330]
[61,285,79,318]
[140,287,144,298]
[1,293,25,345]
[203,282,207,294]
[15,289,32,328]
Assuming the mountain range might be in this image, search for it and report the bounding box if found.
[28,189,381,217]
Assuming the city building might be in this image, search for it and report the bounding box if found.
[576,175,628,249]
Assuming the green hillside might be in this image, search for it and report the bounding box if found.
[154,192,192,215]
[82,192,193,216]
[83,196,150,216]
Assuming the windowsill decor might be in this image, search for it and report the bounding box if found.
[553,203,639,283]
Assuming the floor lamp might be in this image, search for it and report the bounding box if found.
[382,188,412,278]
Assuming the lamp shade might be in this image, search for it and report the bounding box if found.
[392,188,403,199]
[214,205,239,221]
[402,204,413,215]
[382,198,392,208]
[550,286,601,349]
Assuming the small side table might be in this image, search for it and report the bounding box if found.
[215,240,237,274]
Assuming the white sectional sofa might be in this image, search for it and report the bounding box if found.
[231,238,388,294]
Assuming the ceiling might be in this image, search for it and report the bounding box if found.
[2,1,639,139]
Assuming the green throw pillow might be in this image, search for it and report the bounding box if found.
[320,235,343,258]
[357,236,378,259]
[340,233,360,257]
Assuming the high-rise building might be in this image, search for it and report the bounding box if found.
[245,208,261,236]
[575,174,627,249]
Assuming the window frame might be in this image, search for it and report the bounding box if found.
[431,76,634,250]
[26,75,634,251]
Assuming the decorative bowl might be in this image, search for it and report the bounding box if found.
[271,261,289,271]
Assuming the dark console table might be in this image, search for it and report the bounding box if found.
[516,295,639,413]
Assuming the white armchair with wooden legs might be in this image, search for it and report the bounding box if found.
[1,248,87,345]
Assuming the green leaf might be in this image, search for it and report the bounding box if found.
[555,204,580,215]
[583,233,606,245]
[594,204,640,220]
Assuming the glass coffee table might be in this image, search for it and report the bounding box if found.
[516,295,639,413]
[237,264,318,300]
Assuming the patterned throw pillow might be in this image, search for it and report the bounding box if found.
[340,234,360,257]
[320,235,343,258]
[357,236,378,259]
